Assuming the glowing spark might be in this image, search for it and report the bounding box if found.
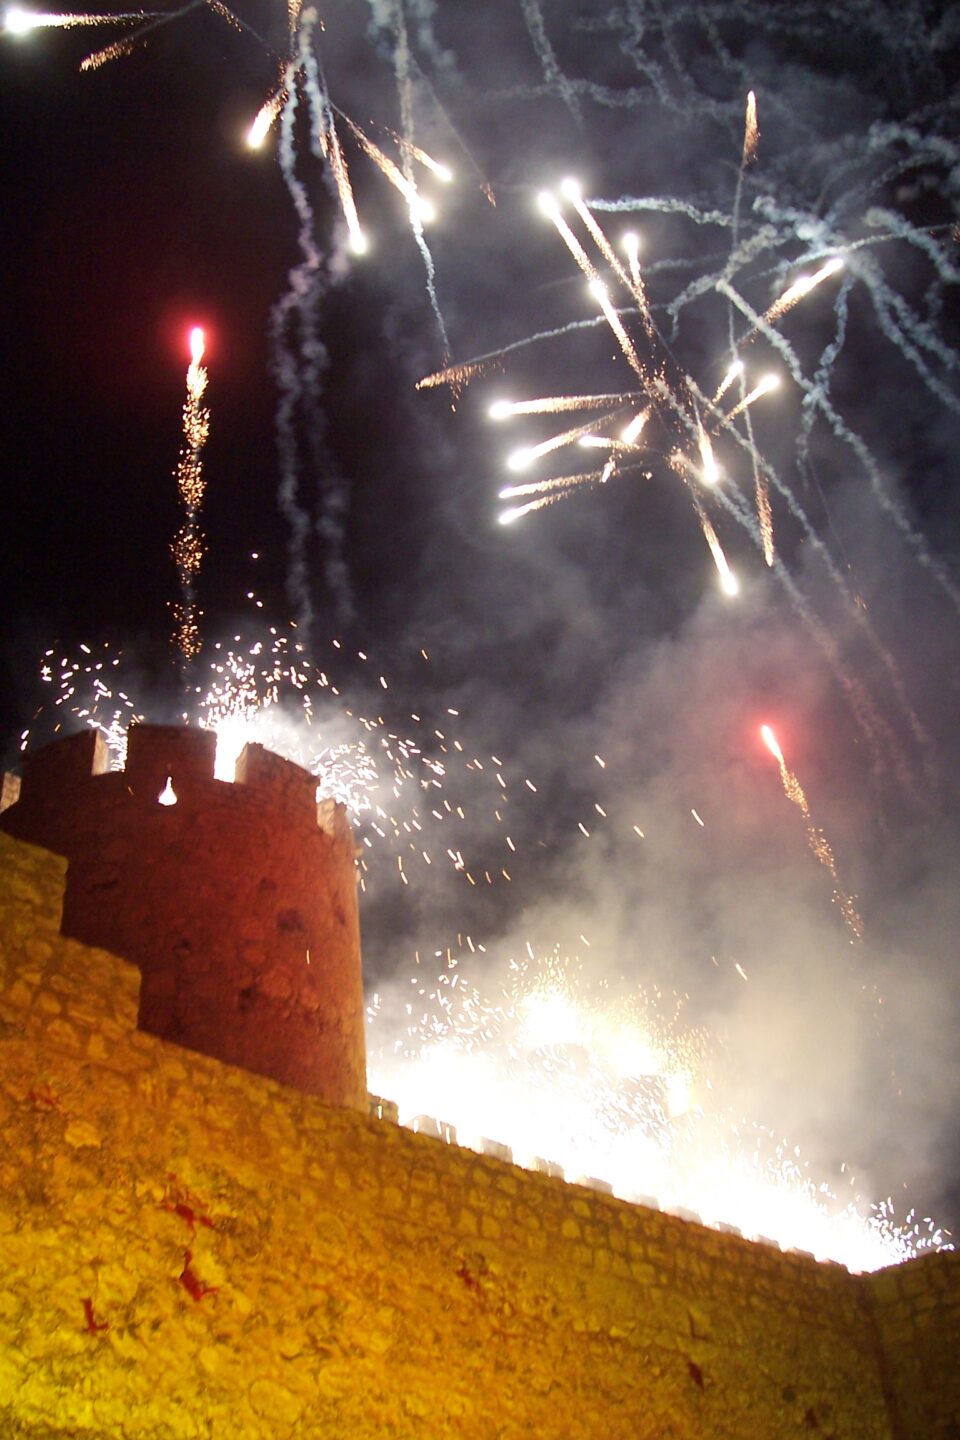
[246,89,285,150]
[724,372,780,423]
[763,257,845,326]
[390,130,453,183]
[499,470,607,502]
[760,724,784,764]
[344,115,434,226]
[170,327,210,664]
[416,357,497,392]
[696,421,720,485]
[756,469,775,567]
[4,7,151,30]
[490,393,635,420]
[588,278,648,387]
[711,359,743,405]
[742,90,759,167]
[760,726,864,941]
[507,417,615,470]
[690,492,738,596]
[621,409,649,444]
[560,176,638,306]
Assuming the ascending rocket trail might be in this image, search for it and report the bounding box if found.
[761,725,863,943]
[170,326,209,667]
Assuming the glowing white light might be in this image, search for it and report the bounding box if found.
[621,410,649,444]
[760,724,784,764]
[246,111,272,150]
[507,448,534,472]
[560,176,582,201]
[189,327,205,366]
[411,196,435,225]
[499,508,523,525]
[537,190,559,218]
[348,229,369,255]
[5,6,39,31]
[489,400,513,420]
[721,569,740,597]
[589,278,608,303]
[622,232,640,258]
[157,776,178,806]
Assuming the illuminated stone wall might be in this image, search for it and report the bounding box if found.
[0,828,955,1439]
[867,1252,960,1438]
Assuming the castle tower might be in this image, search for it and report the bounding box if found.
[0,723,367,1108]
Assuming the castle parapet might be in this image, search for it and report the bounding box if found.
[0,723,366,1108]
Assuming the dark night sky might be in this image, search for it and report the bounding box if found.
[2,1,960,1248]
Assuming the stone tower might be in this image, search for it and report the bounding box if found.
[0,723,366,1108]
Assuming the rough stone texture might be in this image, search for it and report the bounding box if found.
[2,829,956,1439]
[867,1251,960,1439]
[0,726,366,1108]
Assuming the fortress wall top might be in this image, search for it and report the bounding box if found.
[0,725,366,1106]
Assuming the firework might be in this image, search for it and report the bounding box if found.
[761,726,864,942]
[170,327,210,665]
[722,371,781,423]
[246,87,286,150]
[690,491,739,596]
[762,258,845,329]
[4,7,153,31]
[741,90,759,167]
[367,944,946,1270]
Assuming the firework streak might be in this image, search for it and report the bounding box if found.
[761,726,864,942]
[170,328,210,664]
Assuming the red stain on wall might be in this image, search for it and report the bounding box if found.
[179,1250,218,1302]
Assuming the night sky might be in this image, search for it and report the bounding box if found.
[2,2,959,1242]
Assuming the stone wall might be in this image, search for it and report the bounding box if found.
[0,829,954,1439]
[0,726,366,1107]
[867,1251,960,1439]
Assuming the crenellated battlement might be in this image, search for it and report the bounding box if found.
[0,724,366,1106]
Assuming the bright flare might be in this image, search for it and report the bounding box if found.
[761,725,864,942]
[724,372,781,424]
[742,90,759,166]
[170,327,211,664]
[764,257,845,325]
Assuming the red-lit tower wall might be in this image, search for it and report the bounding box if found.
[0,724,366,1108]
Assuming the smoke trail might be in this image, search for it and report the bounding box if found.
[518,0,582,126]
[268,11,357,633]
[389,0,451,359]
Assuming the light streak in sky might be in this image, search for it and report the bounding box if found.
[170,327,210,665]
[763,258,845,328]
[490,393,636,420]
[690,491,739,597]
[3,7,152,30]
[741,89,759,167]
[722,371,781,423]
[761,726,864,943]
[246,90,284,150]
[711,359,744,405]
